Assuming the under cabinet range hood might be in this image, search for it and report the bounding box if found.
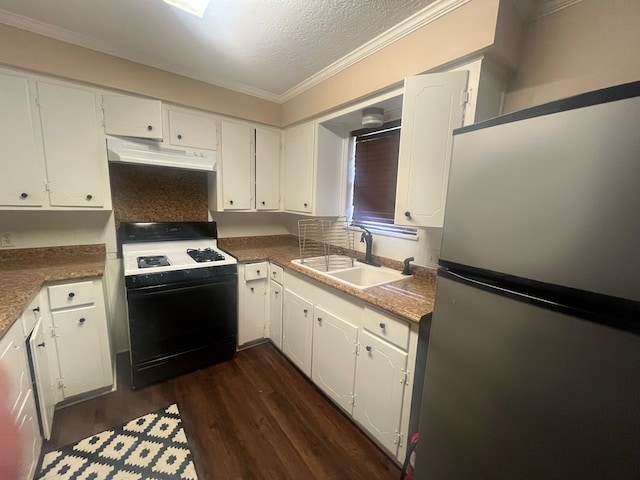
[106,136,216,171]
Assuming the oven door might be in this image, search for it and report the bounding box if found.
[126,272,237,388]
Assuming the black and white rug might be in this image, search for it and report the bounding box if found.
[37,404,198,479]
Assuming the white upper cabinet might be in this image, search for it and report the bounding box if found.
[38,82,105,208]
[102,94,163,140]
[283,122,344,216]
[255,127,281,211]
[168,109,218,150]
[220,119,253,210]
[0,72,44,207]
[0,70,111,211]
[394,71,468,228]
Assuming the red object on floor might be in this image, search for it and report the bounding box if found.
[401,433,419,480]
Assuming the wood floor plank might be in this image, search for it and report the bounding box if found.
[42,343,401,480]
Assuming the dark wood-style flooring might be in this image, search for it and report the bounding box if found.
[43,343,401,480]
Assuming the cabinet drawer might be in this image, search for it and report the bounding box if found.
[244,262,268,281]
[270,264,284,285]
[362,307,409,351]
[48,281,94,310]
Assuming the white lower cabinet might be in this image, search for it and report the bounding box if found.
[283,270,418,462]
[312,306,358,414]
[28,317,57,440]
[282,289,314,376]
[353,329,408,455]
[238,262,268,346]
[0,314,43,479]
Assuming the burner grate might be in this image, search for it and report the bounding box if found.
[137,255,171,269]
[187,248,225,263]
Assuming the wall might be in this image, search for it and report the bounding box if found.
[281,0,504,126]
[0,23,281,126]
[504,0,640,113]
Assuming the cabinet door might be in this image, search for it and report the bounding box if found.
[28,318,56,440]
[0,72,44,206]
[256,127,281,210]
[53,305,112,398]
[221,120,252,210]
[283,123,314,213]
[282,290,313,376]
[38,82,105,207]
[168,109,217,150]
[17,389,41,480]
[394,71,468,228]
[238,278,267,345]
[103,94,163,139]
[268,280,283,350]
[353,329,408,456]
[312,307,358,414]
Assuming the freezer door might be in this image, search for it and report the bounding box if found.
[414,275,640,480]
[441,95,640,301]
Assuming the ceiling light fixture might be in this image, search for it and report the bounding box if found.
[362,107,384,128]
[163,0,210,18]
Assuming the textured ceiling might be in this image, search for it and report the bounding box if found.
[0,0,440,100]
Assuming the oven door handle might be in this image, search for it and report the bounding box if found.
[126,275,237,297]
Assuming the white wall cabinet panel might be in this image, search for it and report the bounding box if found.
[283,122,344,216]
[255,127,281,210]
[38,82,106,208]
[102,94,162,140]
[221,120,253,210]
[394,71,468,228]
[312,306,358,414]
[168,109,217,150]
[283,123,314,213]
[353,329,408,456]
[0,72,44,207]
[282,289,314,376]
[28,318,57,440]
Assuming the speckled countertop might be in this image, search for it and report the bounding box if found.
[0,244,106,340]
[218,235,437,324]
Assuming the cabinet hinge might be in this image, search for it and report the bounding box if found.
[49,326,58,338]
[402,369,410,386]
[394,431,404,448]
[57,378,65,389]
[461,88,471,106]
[350,393,357,407]
[45,182,53,193]
[355,342,360,356]
[34,95,40,107]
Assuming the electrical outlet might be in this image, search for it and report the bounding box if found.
[0,232,16,247]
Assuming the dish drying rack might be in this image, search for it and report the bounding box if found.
[298,218,355,272]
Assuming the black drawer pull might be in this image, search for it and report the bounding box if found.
[147,125,153,131]
[86,194,93,201]
[365,345,372,352]
[37,341,46,348]
[379,323,386,329]
[20,192,29,199]
[33,307,40,313]
[68,292,75,298]
[79,317,86,324]
[177,134,183,140]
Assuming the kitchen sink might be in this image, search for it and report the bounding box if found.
[291,258,405,289]
[327,266,405,289]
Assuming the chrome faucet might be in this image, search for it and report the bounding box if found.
[354,225,380,267]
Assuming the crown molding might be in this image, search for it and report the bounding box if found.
[278,0,471,102]
[0,0,472,104]
[531,0,584,20]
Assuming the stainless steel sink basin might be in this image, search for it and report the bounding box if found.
[291,258,404,289]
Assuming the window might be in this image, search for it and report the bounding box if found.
[348,120,417,237]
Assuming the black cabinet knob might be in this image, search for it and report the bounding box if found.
[177,134,182,140]
[230,200,234,205]
[147,125,153,131]
[79,317,86,324]
[68,292,75,298]
[250,287,254,293]
[86,194,93,201]
[303,309,308,314]
[20,192,28,199]
[317,317,322,322]
[303,202,308,208]
[256,269,261,275]
[365,345,372,352]
[261,201,266,205]
[379,323,386,329]
[404,211,411,218]
[33,307,40,313]
[37,341,46,348]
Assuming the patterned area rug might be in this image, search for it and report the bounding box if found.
[37,404,198,479]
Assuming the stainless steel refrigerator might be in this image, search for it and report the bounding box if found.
[414,82,640,480]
